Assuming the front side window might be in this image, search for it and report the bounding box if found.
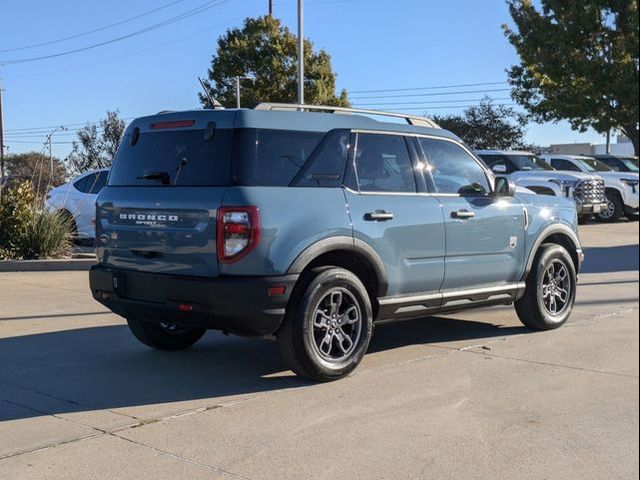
[478,154,515,174]
[551,159,582,172]
[419,138,491,195]
[354,134,416,193]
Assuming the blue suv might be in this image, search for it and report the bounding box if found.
[90,104,584,381]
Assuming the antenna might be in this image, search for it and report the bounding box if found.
[198,77,224,109]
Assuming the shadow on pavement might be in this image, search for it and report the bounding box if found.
[369,315,525,354]
[0,314,526,422]
[582,244,639,274]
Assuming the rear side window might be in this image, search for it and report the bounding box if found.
[74,175,90,193]
[354,133,416,193]
[109,129,233,186]
[294,130,350,187]
[234,129,324,186]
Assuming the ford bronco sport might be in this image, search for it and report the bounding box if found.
[90,104,584,382]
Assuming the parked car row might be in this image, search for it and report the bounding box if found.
[476,150,638,223]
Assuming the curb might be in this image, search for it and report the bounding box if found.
[0,258,96,272]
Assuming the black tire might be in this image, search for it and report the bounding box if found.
[127,318,206,351]
[626,210,639,221]
[597,190,624,223]
[515,244,577,331]
[277,267,373,382]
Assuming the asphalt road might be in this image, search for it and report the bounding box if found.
[0,222,638,480]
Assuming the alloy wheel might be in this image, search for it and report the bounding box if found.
[541,260,571,316]
[310,288,362,362]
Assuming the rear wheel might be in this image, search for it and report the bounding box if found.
[515,244,576,331]
[60,210,78,240]
[597,190,624,223]
[127,318,206,351]
[277,267,373,382]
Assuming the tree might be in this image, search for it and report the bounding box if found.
[200,16,349,109]
[66,110,126,174]
[504,1,640,155]
[6,151,68,196]
[432,99,529,150]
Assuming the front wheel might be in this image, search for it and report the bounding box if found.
[277,268,373,382]
[127,318,206,351]
[597,191,624,223]
[515,244,577,331]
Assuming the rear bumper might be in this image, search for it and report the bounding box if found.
[89,266,298,336]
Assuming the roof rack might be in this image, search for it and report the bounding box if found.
[254,103,441,129]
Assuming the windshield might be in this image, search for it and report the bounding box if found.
[577,158,612,172]
[509,155,555,171]
[621,158,640,172]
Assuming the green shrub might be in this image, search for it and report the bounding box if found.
[0,180,35,250]
[0,181,72,260]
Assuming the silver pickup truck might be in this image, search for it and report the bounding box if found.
[476,150,608,220]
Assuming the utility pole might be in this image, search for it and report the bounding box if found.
[605,130,611,154]
[0,73,5,184]
[297,0,305,105]
[269,0,273,16]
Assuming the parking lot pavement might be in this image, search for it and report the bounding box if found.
[0,222,637,480]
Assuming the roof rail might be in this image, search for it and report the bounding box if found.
[254,103,441,129]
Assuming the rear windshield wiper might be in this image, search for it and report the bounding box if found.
[137,171,170,185]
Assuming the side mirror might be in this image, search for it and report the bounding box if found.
[494,176,516,198]
[492,164,508,174]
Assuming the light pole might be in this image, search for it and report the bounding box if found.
[234,76,252,109]
[297,0,304,105]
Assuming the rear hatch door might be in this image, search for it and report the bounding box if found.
[97,111,236,277]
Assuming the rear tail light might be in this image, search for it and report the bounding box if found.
[216,206,260,264]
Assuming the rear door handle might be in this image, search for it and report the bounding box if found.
[451,210,476,220]
[365,211,394,221]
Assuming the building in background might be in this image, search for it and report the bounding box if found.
[546,135,635,156]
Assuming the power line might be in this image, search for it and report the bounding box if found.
[0,0,232,65]
[3,8,261,81]
[376,103,519,112]
[349,81,508,94]
[353,97,512,107]
[350,88,512,100]
[0,0,187,53]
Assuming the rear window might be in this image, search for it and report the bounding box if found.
[233,129,324,186]
[109,129,233,186]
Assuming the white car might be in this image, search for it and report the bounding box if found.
[475,150,608,220]
[542,155,639,222]
[45,169,109,241]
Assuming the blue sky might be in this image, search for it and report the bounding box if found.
[1,0,606,159]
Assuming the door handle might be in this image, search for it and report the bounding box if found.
[451,210,476,220]
[365,211,394,221]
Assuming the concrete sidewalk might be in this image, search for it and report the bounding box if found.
[0,222,638,479]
